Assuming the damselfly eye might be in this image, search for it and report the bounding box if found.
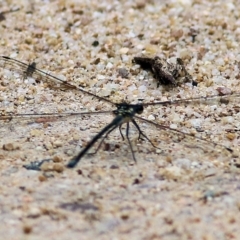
[135,104,144,114]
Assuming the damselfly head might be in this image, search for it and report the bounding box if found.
[115,103,144,115]
[134,104,144,114]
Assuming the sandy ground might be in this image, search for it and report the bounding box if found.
[1,0,240,239]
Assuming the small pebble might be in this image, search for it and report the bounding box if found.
[53,163,64,173]
[216,86,232,96]
[118,68,129,78]
[38,174,47,182]
[3,143,14,151]
[148,115,155,121]
[53,156,63,162]
[119,47,129,54]
[27,207,41,218]
[53,140,63,148]
[226,133,236,140]
[23,225,32,234]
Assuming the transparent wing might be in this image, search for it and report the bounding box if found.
[134,116,235,168]
[0,110,115,164]
[143,93,240,107]
[0,56,114,110]
[142,93,240,150]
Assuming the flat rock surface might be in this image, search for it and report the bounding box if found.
[0,0,240,239]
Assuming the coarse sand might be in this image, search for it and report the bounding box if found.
[0,0,240,239]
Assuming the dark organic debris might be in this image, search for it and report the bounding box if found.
[0,7,20,21]
[59,202,99,212]
[23,159,51,171]
[133,56,197,87]
[200,190,229,203]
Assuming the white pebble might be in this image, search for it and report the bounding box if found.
[119,47,129,54]
[170,124,178,129]
[222,116,234,124]
[138,85,147,92]
[165,166,182,177]
[215,58,224,66]
[188,119,203,128]
[174,158,191,170]
[97,74,105,80]
[211,68,220,76]
[121,55,129,62]
[128,84,137,91]
[148,115,155,121]
[106,62,113,69]
[191,161,200,168]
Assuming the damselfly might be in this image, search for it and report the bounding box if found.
[0,56,238,169]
